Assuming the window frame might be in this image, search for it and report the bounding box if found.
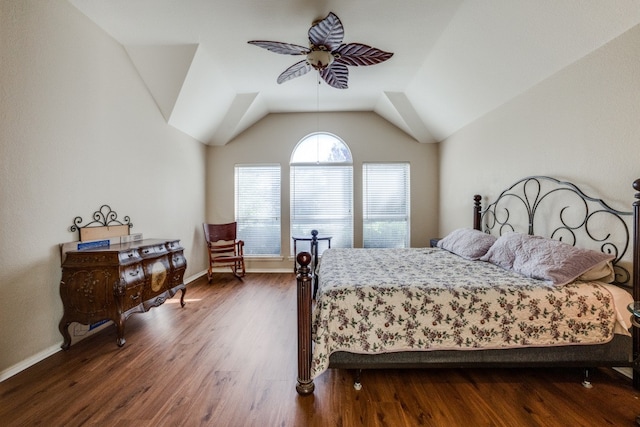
[362,162,411,248]
[290,133,354,253]
[234,163,282,257]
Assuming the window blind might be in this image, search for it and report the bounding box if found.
[363,163,410,248]
[234,164,281,256]
[290,164,353,252]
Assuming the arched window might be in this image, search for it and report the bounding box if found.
[290,133,353,252]
[290,132,352,163]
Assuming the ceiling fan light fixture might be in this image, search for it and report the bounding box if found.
[306,49,334,70]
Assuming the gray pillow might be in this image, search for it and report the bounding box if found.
[481,232,615,286]
[478,232,522,269]
[437,228,497,260]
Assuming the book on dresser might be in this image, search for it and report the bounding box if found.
[59,238,187,349]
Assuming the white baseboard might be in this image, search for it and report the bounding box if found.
[613,366,633,378]
[208,268,294,274]
[0,344,62,382]
[184,270,207,283]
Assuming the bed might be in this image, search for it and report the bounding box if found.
[295,176,640,395]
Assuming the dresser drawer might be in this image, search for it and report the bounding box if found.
[166,240,183,251]
[118,249,141,265]
[139,243,168,258]
[120,264,144,286]
[170,251,187,269]
[168,267,186,288]
[122,283,144,311]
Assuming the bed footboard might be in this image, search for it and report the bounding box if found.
[296,252,315,395]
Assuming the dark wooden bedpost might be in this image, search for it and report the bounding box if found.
[633,179,640,389]
[473,195,482,231]
[296,251,315,395]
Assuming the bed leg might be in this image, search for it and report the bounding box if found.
[354,369,362,391]
[296,252,315,395]
[581,368,593,388]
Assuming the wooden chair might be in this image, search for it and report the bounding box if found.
[203,222,245,283]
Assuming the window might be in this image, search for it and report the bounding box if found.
[290,133,353,253]
[235,164,281,256]
[363,163,410,248]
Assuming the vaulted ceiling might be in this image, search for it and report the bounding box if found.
[68,0,640,145]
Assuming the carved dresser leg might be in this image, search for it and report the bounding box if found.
[59,319,71,350]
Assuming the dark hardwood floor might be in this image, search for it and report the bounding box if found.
[1,273,639,426]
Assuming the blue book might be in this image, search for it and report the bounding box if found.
[89,319,109,331]
[77,239,110,250]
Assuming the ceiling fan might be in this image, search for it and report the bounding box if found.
[248,12,393,89]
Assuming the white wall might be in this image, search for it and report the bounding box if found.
[0,0,207,378]
[207,112,439,271]
[439,24,640,237]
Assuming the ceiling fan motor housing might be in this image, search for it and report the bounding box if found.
[306,48,334,70]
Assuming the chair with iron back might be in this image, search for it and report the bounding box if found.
[202,222,245,283]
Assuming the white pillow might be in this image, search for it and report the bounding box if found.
[481,232,615,286]
[437,228,497,261]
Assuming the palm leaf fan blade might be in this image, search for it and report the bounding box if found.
[308,12,344,50]
[277,60,312,84]
[320,63,349,89]
[247,40,310,56]
[334,43,394,66]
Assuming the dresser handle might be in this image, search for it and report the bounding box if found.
[128,252,133,258]
[129,270,139,276]
[130,293,140,300]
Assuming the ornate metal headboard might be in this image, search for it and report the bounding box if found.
[474,176,632,285]
[69,204,133,241]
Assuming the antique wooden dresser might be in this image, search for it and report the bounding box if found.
[59,239,186,349]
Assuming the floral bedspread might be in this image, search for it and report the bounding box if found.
[311,248,619,378]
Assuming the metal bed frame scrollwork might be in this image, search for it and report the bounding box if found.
[475,176,632,287]
[69,204,133,240]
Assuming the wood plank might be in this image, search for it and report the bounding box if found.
[1,273,639,426]
[79,224,129,241]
